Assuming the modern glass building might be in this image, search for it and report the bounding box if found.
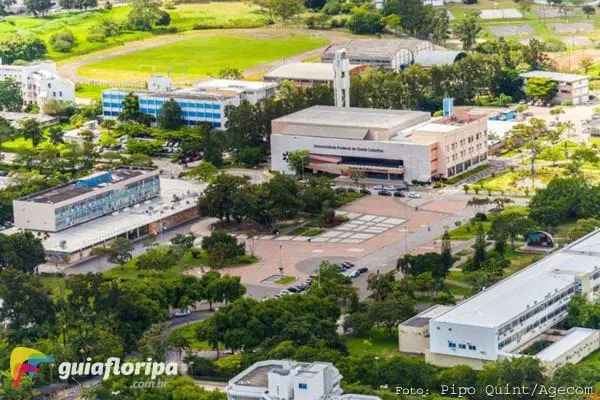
[102,79,279,129]
[14,167,160,232]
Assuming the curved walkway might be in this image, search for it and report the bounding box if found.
[58,28,352,85]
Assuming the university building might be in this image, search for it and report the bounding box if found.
[102,77,279,129]
[270,106,488,182]
[399,229,600,372]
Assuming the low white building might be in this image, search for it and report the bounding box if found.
[226,360,380,400]
[520,71,590,105]
[0,61,75,108]
[417,229,600,371]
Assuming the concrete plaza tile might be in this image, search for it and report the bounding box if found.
[292,236,309,241]
[345,212,362,219]
[338,232,354,238]
[259,235,275,240]
[347,248,364,252]
[383,217,404,225]
[378,223,395,229]
[311,237,329,242]
[337,226,353,231]
[340,239,364,244]
[373,216,387,222]
[321,231,342,238]
[328,238,342,243]
[350,233,375,240]
[275,236,294,241]
[358,215,377,221]
[368,227,388,233]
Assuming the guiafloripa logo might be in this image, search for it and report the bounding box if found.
[10,347,55,387]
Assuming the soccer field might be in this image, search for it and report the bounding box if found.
[75,33,328,82]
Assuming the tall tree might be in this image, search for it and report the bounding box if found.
[20,118,42,148]
[440,231,453,269]
[158,98,183,130]
[127,0,163,30]
[0,78,22,111]
[24,0,52,15]
[454,11,482,51]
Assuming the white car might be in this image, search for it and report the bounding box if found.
[383,185,397,191]
[173,309,191,318]
[349,270,361,278]
[280,290,291,296]
[407,192,421,198]
[373,185,384,190]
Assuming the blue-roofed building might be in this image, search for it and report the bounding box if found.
[102,78,279,129]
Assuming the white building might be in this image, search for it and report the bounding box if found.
[520,71,590,105]
[264,63,366,90]
[0,61,75,108]
[333,48,350,108]
[271,106,488,182]
[417,229,600,371]
[226,360,381,400]
[102,77,278,129]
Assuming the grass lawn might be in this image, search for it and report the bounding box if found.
[0,3,267,60]
[75,83,112,99]
[76,33,328,83]
[274,275,296,285]
[447,220,491,240]
[168,321,214,351]
[3,136,34,152]
[346,328,399,358]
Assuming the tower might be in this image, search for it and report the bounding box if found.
[333,48,350,108]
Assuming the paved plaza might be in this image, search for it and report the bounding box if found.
[480,9,522,19]
[550,23,594,33]
[534,8,580,18]
[489,25,537,37]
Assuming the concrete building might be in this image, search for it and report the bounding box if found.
[102,77,279,129]
[333,48,350,108]
[8,172,204,264]
[413,50,466,67]
[226,360,381,400]
[0,61,75,108]
[520,71,590,105]
[264,63,367,89]
[403,229,600,372]
[398,305,454,354]
[271,106,488,182]
[322,39,435,72]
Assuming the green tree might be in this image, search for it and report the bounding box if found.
[286,149,310,176]
[523,39,550,71]
[454,11,482,51]
[525,77,557,101]
[0,116,14,158]
[0,231,46,273]
[201,231,245,268]
[440,231,453,268]
[216,67,243,80]
[267,0,303,21]
[158,98,183,130]
[467,223,487,271]
[117,92,150,125]
[107,237,133,265]
[0,78,22,111]
[20,118,42,148]
[198,174,248,223]
[582,4,595,18]
[127,0,163,30]
[24,0,51,15]
[168,329,190,361]
[347,8,383,34]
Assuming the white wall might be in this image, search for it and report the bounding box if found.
[429,320,498,362]
[270,134,432,182]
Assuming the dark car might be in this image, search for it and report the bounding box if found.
[378,190,392,196]
[393,191,405,197]
[358,267,369,274]
[287,286,299,293]
[341,261,354,268]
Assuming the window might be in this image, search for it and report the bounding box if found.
[468,344,476,350]
[458,344,466,349]
[448,341,457,348]
[299,383,308,389]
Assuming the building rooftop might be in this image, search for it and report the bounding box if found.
[8,178,205,254]
[274,106,430,131]
[264,62,363,82]
[414,50,466,67]
[0,112,58,126]
[323,38,432,60]
[535,328,598,362]
[520,70,589,83]
[20,167,152,205]
[193,78,278,92]
[401,305,454,328]
[433,229,600,328]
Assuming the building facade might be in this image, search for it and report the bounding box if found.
[0,61,75,108]
[102,78,278,129]
[520,71,590,105]
[271,106,488,182]
[414,229,600,371]
[264,63,367,90]
[226,360,381,400]
[14,167,160,232]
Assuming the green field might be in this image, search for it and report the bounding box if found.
[0,3,267,60]
[76,32,328,82]
[168,321,214,351]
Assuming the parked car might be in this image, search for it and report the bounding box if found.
[280,290,291,295]
[378,190,392,196]
[172,309,191,318]
[383,185,397,191]
[287,286,299,293]
[393,191,405,197]
[407,191,421,198]
[373,185,384,190]
[341,261,354,268]
[349,270,361,278]
[358,267,369,274]
[361,189,372,195]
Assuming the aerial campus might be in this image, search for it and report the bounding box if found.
[2,0,600,399]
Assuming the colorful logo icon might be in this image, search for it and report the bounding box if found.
[10,347,55,387]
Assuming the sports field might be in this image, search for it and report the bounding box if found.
[0,2,267,60]
[76,33,328,82]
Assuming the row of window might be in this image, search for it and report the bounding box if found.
[140,99,221,110]
[448,341,477,351]
[139,108,220,119]
[498,304,569,350]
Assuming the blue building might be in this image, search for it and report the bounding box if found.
[102,79,279,129]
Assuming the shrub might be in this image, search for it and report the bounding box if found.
[561,99,573,106]
[49,30,75,53]
[236,254,257,264]
[214,354,244,378]
[335,187,347,194]
[156,10,171,26]
[239,146,264,166]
